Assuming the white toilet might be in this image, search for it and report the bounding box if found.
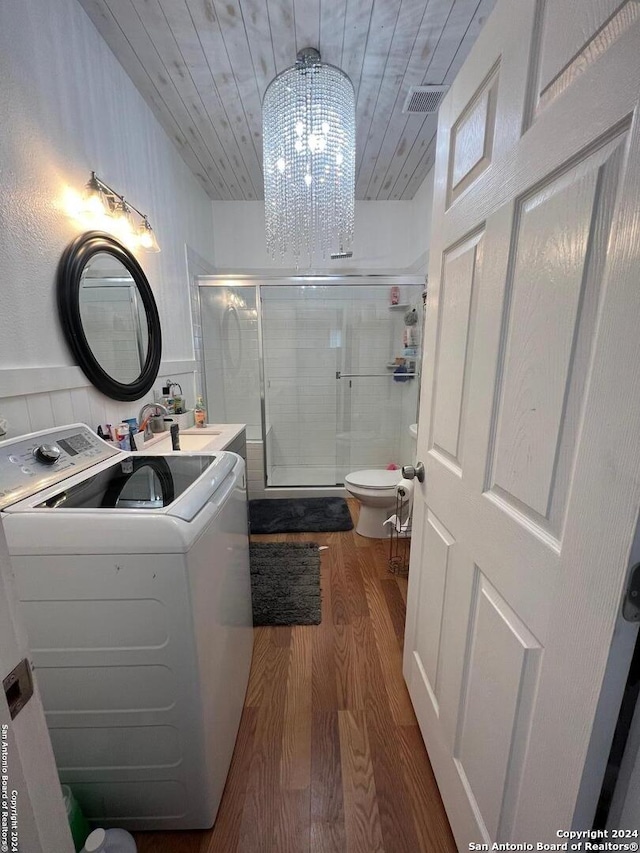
[344,469,401,538]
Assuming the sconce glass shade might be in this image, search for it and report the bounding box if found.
[262,48,355,265]
[137,218,161,253]
[83,173,108,218]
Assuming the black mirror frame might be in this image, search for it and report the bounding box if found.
[57,231,162,402]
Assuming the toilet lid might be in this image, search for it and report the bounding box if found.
[344,469,401,490]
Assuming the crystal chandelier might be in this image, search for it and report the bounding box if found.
[262,48,355,265]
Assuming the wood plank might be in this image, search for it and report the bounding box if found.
[380,578,406,651]
[330,539,351,625]
[338,709,385,853]
[354,0,429,195]
[79,0,226,198]
[366,704,423,853]
[362,574,416,725]
[353,0,402,172]
[440,0,495,84]
[237,627,291,852]
[294,0,321,56]
[334,623,364,711]
[379,0,492,200]
[266,0,297,75]
[340,0,375,103]
[239,0,277,98]
[244,625,280,707]
[386,116,437,200]
[205,706,259,853]
[396,574,408,605]
[391,128,437,199]
[164,0,263,197]
[319,0,347,67]
[394,0,495,199]
[426,0,484,83]
[311,710,346,853]
[280,626,313,791]
[209,0,267,185]
[339,534,369,620]
[273,789,311,853]
[125,0,242,196]
[372,108,432,200]
[358,0,455,198]
[312,550,339,709]
[351,614,388,714]
[397,724,457,852]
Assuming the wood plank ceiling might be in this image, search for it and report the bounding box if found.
[78,0,495,200]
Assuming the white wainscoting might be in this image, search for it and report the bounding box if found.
[0,361,197,439]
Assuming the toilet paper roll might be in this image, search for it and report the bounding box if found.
[396,477,414,500]
[396,477,414,522]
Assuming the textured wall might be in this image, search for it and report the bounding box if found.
[0,0,214,433]
[210,169,434,274]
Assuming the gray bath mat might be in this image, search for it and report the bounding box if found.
[249,542,321,626]
[249,497,353,534]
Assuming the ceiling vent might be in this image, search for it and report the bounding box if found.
[402,85,449,114]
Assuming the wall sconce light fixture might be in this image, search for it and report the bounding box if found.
[65,172,160,253]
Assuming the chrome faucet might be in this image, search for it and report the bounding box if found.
[138,402,169,438]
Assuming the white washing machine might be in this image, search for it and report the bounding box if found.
[0,424,254,831]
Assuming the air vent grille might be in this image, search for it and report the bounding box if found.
[402,85,449,114]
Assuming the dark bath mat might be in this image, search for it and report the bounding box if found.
[249,542,321,626]
[249,497,354,534]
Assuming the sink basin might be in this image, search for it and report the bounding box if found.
[409,423,418,440]
[178,433,219,451]
[135,427,228,454]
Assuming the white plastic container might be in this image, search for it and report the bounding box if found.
[81,828,137,853]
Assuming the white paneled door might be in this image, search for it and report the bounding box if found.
[404,0,640,846]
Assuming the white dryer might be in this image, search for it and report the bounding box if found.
[0,424,254,831]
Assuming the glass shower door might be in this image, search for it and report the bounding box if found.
[261,281,423,487]
[261,285,343,487]
[199,284,262,439]
[335,284,422,480]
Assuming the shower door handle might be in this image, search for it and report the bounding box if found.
[336,371,418,379]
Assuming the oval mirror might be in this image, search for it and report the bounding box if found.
[57,231,162,402]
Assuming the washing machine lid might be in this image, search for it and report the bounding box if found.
[34,454,218,510]
[344,469,401,490]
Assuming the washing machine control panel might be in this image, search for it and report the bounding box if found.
[0,425,119,509]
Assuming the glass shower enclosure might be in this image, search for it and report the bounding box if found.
[198,277,423,490]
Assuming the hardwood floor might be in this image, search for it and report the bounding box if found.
[134,502,455,853]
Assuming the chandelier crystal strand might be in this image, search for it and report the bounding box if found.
[263,49,355,266]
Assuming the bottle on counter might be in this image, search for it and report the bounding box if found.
[194,395,207,428]
[115,423,131,451]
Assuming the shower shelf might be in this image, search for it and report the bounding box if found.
[388,303,410,310]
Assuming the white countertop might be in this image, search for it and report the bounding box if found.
[136,423,246,454]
